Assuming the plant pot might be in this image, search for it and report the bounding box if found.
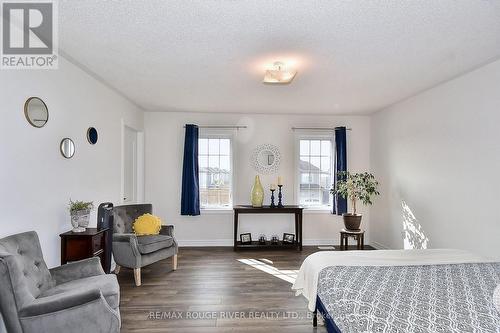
[342,213,362,230]
[71,209,91,232]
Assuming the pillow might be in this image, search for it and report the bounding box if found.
[494,285,500,313]
[133,213,162,236]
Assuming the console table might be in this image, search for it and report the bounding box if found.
[233,205,303,251]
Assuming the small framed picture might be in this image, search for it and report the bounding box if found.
[283,233,295,244]
[240,233,252,244]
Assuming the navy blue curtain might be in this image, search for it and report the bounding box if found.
[181,124,200,216]
[332,126,348,215]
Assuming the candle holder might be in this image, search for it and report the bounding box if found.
[277,185,284,208]
[270,189,276,208]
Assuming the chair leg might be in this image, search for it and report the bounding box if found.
[173,254,178,271]
[133,268,141,286]
[114,265,121,274]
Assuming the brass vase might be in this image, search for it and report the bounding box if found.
[251,175,264,207]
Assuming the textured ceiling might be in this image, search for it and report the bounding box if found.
[59,1,500,114]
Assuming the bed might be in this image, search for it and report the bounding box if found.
[292,249,500,333]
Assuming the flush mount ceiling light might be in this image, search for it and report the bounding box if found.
[263,61,297,84]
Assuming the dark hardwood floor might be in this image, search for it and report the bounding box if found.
[117,245,372,332]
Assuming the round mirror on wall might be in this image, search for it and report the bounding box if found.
[250,144,281,174]
[87,127,98,145]
[257,149,275,167]
[24,97,48,128]
[60,138,75,159]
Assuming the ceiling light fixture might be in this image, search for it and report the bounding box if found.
[263,61,297,84]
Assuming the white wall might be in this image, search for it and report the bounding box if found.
[0,58,144,267]
[145,112,370,246]
[370,59,500,260]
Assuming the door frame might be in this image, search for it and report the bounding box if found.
[121,119,144,204]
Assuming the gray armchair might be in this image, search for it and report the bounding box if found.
[112,204,178,286]
[0,231,120,333]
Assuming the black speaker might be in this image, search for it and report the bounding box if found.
[97,202,113,273]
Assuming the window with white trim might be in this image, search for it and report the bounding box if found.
[296,136,334,208]
[198,136,232,209]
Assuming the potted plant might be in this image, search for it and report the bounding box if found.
[331,172,380,230]
[69,199,94,232]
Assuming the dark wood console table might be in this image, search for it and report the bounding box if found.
[60,228,110,273]
[233,205,303,251]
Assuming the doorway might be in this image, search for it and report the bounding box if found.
[122,123,144,204]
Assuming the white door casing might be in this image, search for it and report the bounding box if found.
[123,125,138,204]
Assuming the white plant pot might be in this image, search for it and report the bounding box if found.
[71,209,91,232]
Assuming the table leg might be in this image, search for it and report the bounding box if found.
[61,238,67,265]
[233,211,238,251]
[295,213,299,249]
[361,233,364,250]
[298,211,303,251]
[357,235,361,250]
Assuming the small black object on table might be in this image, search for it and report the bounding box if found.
[233,205,303,251]
[339,228,365,250]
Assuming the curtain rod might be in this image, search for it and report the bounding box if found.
[291,127,352,131]
[183,125,247,129]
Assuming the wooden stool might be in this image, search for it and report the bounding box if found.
[339,229,365,250]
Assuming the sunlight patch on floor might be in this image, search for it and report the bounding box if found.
[237,258,299,284]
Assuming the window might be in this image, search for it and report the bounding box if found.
[198,137,232,209]
[297,137,333,208]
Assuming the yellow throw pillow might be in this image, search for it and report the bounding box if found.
[133,213,162,236]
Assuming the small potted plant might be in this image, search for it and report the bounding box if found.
[69,199,94,232]
[331,172,380,230]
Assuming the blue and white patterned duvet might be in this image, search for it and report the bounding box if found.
[317,263,500,332]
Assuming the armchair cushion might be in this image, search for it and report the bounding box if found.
[49,257,104,285]
[19,288,102,317]
[137,234,174,254]
[40,274,120,310]
[19,291,120,333]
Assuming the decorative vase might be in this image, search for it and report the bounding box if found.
[342,213,362,230]
[251,175,264,207]
[71,209,91,232]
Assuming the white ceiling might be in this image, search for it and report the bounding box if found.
[59,1,500,114]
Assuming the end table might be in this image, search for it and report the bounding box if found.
[340,228,365,250]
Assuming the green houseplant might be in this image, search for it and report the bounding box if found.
[331,172,380,230]
[69,199,94,232]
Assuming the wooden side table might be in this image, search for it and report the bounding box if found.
[60,228,110,273]
[340,229,365,250]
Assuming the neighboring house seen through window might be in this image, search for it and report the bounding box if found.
[297,137,334,208]
[198,137,232,208]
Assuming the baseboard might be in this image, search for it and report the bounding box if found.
[371,241,390,250]
[302,239,337,246]
[178,239,342,247]
[178,239,233,247]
